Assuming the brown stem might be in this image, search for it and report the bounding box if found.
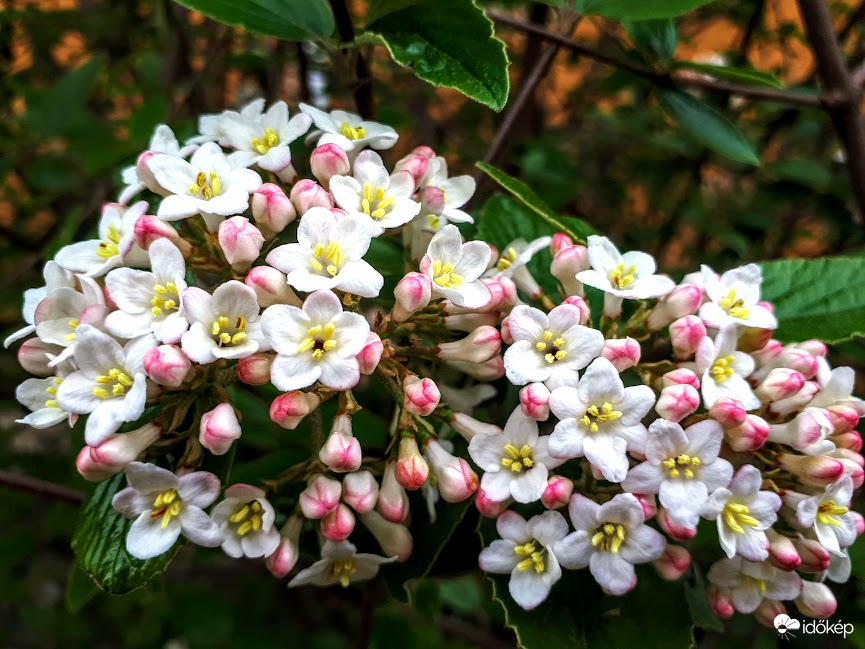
[329,0,375,118]
[0,469,84,505]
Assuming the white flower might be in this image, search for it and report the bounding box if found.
[811,366,865,414]
[220,100,312,173]
[180,280,266,364]
[329,150,420,235]
[795,476,856,556]
[55,325,156,445]
[707,557,802,614]
[469,407,564,503]
[147,142,262,230]
[485,236,550,279]
[418,156,476,227]
[696,324,759,410]
[420,225,491,309]
[548,357,655,483]
[478,510,569,610]
[104,240,189,343]
[699,264,777,330]
[211,484,281,559]
[186,100,274,146]
[32,275,106,367]
[265,207,383,298]
[576,235,675,300]
[554,493,666,596]
[622,419,733,528]
[503,303,603,388]
[300,103,398,154]
[112,462,223,560]
[288,539,396,587]
[119,124,197,205]
[261,289,370,392]
[701,464,781,561]
[55,202,150,277]
[4,261,75,348]
[15,375,73,428]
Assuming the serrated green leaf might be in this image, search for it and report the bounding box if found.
[367,0,509,110]
[72,473,182,594]
[625,19,677,61]
[65,563,100,613]
[577,0,717,20]
[672,61,784,88]
[171,0,334,41]
[658,88,760,165]
[759,257,865,344]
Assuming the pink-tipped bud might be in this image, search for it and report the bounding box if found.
[793,537,831,572]
[656,507,697,541]
[661,368,700,390]
[412,145,435,159]
[541,476,573,510]
[251,183,296,234]
[767,407,832,451]
[76,446,122,482]
[266,514,302,578]
[756,368,806,402]
[310,144,350,190]
[18,338,56,376]
[600,337,641,372]
[393,153,429,186]
[342,470,379,514]
[797,340,828,357]
[707,586,736,619]
[646,284,703,330]
[436,326,501,364]
[669,315,706,359]
[550,245,589,296]
[779,348,820,379]
[290,179,333,214]
[475,489,511,518]
[633,493,657,519]
[321,503,356,541]
[237,352,273,385]
[562,295,591,324]
[500,317,514,345]
[393,272,432,322]
[725,414,770,452]
[832,430,862,452]
[826,405,861,435]
[417,186,445,216]
[778,454,844,485]
[737,327,773,353]
[377,461,409,523]
[494,276,520,312]
[655,384,700,423]
[770,382,821,417]
[396,436,429,490]
[653,545,691,581]
[218,216,264,271]
[519,382,551,421]
[766,529,801,571]
[199,403,241,456]
[450,413,502,442]
[143,344,192,387]
[244,265,301,308]
[755,600,787,629]
[752,339,785,365]
[299,474,341,519]
[795,581,837,619]
[442,312,499,332]
[360,510,413,562]
[837,456,865,487]
[319,414,361,473]
[443,281,506,315]
[133,214,193,256]
[357,332,383,375]
[446,355,505,381]
[708,397,747,428]
[551,233,574,256]
[403,375,441,417]
[137,151,168,195]
[89,422,162,469]
[270,391,321,430]
[424,439,478,502]
[854,511,865,536]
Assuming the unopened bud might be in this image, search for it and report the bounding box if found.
[417,186,445,216]
[266,514,302,578]
[725,414,770,451]
[299,474,341,519]
[321,503,356,541]
[767,407,833,452]
[550,245,589,296]
[826,405,861,435]
[708,397,747,428]
[541,476,573,510]
[237,352,273,385]
[475,489,511,518]
[393,272,432,322]
[424,439,479,502]
[436,326,501,364]
[199,403,241,455]
[18,338,57,376]
[290,179,333,214]
[737,327,773,353]
[770,382,821,417]
[756,368,806,402]
[357,332,383,375]
[76,446,121,482]
[795,581,837,619]
[403,375,441,416]
[133,215,192,256]
[396,436,429,490]
[270,391,321,430]
[797,340,828,357]
[377,461,409,523]
[660,368,700,390]
[669,315,706,359]
[88,422,162,469]
[143,344,192,387]
[653,545,691,581]
[245,266,302,307]
[655,384,700,422]
[778,454,844,485]
[310,144,350,189]
[360,510,413,561]
[342,470,379,513]
[832,430,862,452]
[751,339,784,366]
[393,153,429,186]
[251,183,296,234]
[450,412,502,442]
[755,600,787,628]
[633,493,657,519]
[600,337,641,372]
[766,529,801,571]
[318,414,361,473]
[656,506,696,541]
[550,233,574,256]
[218,217,264,271]
[446,356,505,381]
[707,586,736,619]
[647,284,703,331]
[520,382,551,421]
[562,295,590,324]
[792,537,831,572]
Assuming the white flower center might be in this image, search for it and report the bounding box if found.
[92,367,133,399]
[211,315,248,347]
[329,557,357,587]
[340,122,366,141]
[189,171,222,200]
[228,500,264,536]
[310,241,344,277]
[298,323,337,360]
[817,500,849,526]
[431,259,464,289]
[662,453,701,479]
[592,522,626,553]
[97,224,123,259]
[500,443,534,473]
[251,128,278,154]
[579,402,622,432]
[44,377,62,409]
[151,282,179,317]
[150,489,182,529]
[514,541,546,573]
[362,182,395,220]
[497,247,518,271]
[723,502,759,534]
[535,330,567,364]
[742,575,767,592]
[710,355,735,382]
[609,263,637,289]
[720,288,750,319]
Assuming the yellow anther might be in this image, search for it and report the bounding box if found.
[609,263,637,289]
[543,331,553,341]
[684,468,694,479]
[44,399,59,408]
[92,387,109,398]
[581,402,623,432]
[340,122,366,140]
[298,337,316,352]
[720,288,750,319]
[817,500,849,526]
[662,458,676,469]
[150,489,182,529]
[710,355,736,382]
[152,306,163,317]
[327,264,338,276]
[431,259,464,289]
[308,325,323,337]
[252,127,279,154]
[190,170,221,200]
[97,225,123,259]
[669,468,680,478]
[723,502,760,534]
[154,284,168,295]
[536,342,547,351]
[46,386,57,396]
[496,247,518,272]
[310,258,324,272]
[219,332,232,344]
[501,443,534,472]
[427,215,440,229]
[593,522,627,552]
[231,332,247,345]
[68,319,80,329]
[211,321,221,336]
[743,575,767,592]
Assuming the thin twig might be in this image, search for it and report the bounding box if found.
[329,0,375,118]
[0,469,84,505]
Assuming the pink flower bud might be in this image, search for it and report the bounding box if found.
[424,439,478,502]
[797,340,827,357]
[838,456,865,487]
[299,474,341,519]
[767,408,832,450]
[653,545,691,581]
[832,430,862,452]
[793,537,831,572]
[137,151,168,195]
[290,179,333,214]
[756,368,806,402]
[656,507,697,541]
[770,381,821,417]
[237,352,273,385]
[708,397,747,428]
[600,337,641,372]
[270,391,321,430]
[360,510,413,561]
[795,581,837,619]
[403,375,441,417]
[446,355,505,381]
[854,511,865,536]
[310,144,350,189]
[450,413,501,442]
[751,339,784,365]
[550,245,589,297]
[443,281,506,315]
[562,295,591,324]
[417,186,445,215]
[779,348,820,379]
[356,332,383,375]
[342,470,379,513]
[244,265,301,308]
[143,344,191,387]
[494,276,519,312]
[133,215,193,256]
[519,382,551,421]
[737,327,773,353]
[661,368,700,390]
[541,475,573,510]
[766,529,801,571]
[396,436,429,490]
[826,405,861,435]
[755,600,787,629]
[778,454,844,485]
[633,493,657,519]
[218,216,264,270]
[646,284,703,330]
[321,503,356,541]
[442,312,498,332]
[669,315,706,359]
[251,183,296,234]
[393,272,432,322]
[266,514,302,578]
[551,233,574,256]
[725,414,770,451]
[318,414,362,473]
[76,446,121,482]
[412,145,435,159]
[394,154,429,186]
[707,586,736,619]
[436,326,501,364]
[377,462,409,523]
[88,422,162,468]
[500,317,514,345]
[655,384,700,422]
[18,338,57,376]
[199,403,241,456]
[475,489,511,518]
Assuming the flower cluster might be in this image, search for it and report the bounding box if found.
[8,100,862,625]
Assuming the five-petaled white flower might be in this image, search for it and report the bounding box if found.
[300,103,398,154]
[265,207,383,298]
[469,407,565,503]
[15,374,73,429]
[4,261,76,348]
[104,239,189,343]
[420,225,491,309]
[220,100,312,173]
[503,303,604,389]
[696,324,760,410]
[33,275,107,367]
[288,539,396,588]
[478,510,569,610]
[329,150,420,235]
[701,464,781,561]
[622,419,733,528]
[554,493,666,596]
[211,484,281,559]
[417,156,476,228]
[112,461,223,560]
[548,357,655,483]
[261,289,370,392]
[795,476,857,556]
[699,264,777,331]
[119,124,198,205]
[811,365,865,415]
[707,556,802,614]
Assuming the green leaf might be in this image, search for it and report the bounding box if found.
[672,61,784,88]
[72,473,182,594]
[576,0,717,20]
[476,162,595,242]
[683,567,724,631]
[171,0,334,41]
[65,563,100,613]
[625,19,677,61]
[657,88,760,165]
[759,257,865,344]
[366,0,510,110]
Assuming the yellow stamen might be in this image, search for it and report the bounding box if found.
[340,122,366,141]
[150,489,182,529]
[580,402,623,433]
[431,259,464,289]
[817,500,849,526]
[710,355,736,383]
[723,502,760,534]
[251,127,279,154]
[720,288,750,320]
[329,557,357,587]
[609,263,637,290]
[593,523,627,553]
